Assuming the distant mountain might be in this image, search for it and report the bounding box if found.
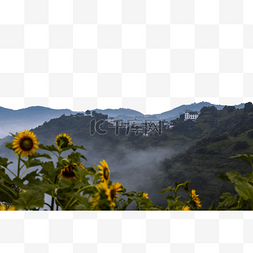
[93,102,245,122]
[91,108,144,119]
[0,106,79,138]
[0,102,246,139]
[154,101,245,121]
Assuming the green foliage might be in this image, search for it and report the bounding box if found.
[217,192,238,209]
[217,155,253,210]
[230,154,253,168]
[0,157,13,169]
[12,189,45,210]
[158,180,194,210]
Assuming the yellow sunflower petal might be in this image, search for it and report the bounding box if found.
[12,130,39,158]
[0,204,6,211]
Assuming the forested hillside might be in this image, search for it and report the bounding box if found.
[156,102,253,208]
[1,103,253,209]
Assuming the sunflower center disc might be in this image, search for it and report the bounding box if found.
[104,169,109,180]
[110,189,116,200]
[20,138,33,151]
[63,166,75,177]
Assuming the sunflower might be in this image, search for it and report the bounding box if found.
[0,204,6,211]
[89,181,109,210]
[98,160,110,184]
[143,193,149,199]
[59,163,86,182]
[182,206,190,211]
[0,204,19,211]
[89,194,100,210]
[55,133,72,149]
[191,189,202,209]
[12,130,39,158]
[8,206,16,211]
[107,182,123,207]
[78,164,85,170]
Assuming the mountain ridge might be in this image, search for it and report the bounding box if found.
[0,101,246,138]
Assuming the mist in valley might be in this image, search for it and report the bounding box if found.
[0,134,181,210]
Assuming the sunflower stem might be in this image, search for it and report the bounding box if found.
[64,185,99,210]
[51,194,63,210]
[44,203,51,208]
[69,199,78,208]
[64,197,74,210]
[19,167,28,178]
[36,174,54,185]
[69,191,89,208]
[51,151,58,158]
[3,166,17,178]
[50,151,62,210]
[0,185,17,198]
[19,163,25,170]
[77,185,99,195]
[55,198,63,210]
[17,155,21,199]
[50,175,57,210]
[175,184,183,199]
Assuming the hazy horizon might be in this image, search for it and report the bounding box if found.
[0,100,247,116]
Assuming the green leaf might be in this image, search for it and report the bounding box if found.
[67,152,87,164]
[182,180,190,191]
[39,161,56,179]
[167,200,178,208]
[116,198,131,210]
[165,194,175,200]
[94,173,101,183]
[0,185,16,203]
[71,203,89,210]
[80,155,87,161]
[0,157,13,168]
[73,181,87,190]
[0,178,18,197]
[5,142,14,150]
[38,183,56,196]
[122,191,137,197]
[218,172,230,181]
[22,170,43,187]
[226,171,242,183]
[246,172,253,181]
[23,158,43,169]
[237,196,247,210]
[38,144,59,152]
[227,171,253,202]
[12,177,24,188]
[230,154,253,166]
[64,192,90,210]
[73,166,90,184]
[0,169,13,184]
[27,153,51,160]
[218,192,238,209]
[58,178,72,189]
[208,203,216,210]
[175,181,181,188]
[79,185,99,196]
[70,144,86,152]
[158,186,175,194]
[84,167,96,176]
